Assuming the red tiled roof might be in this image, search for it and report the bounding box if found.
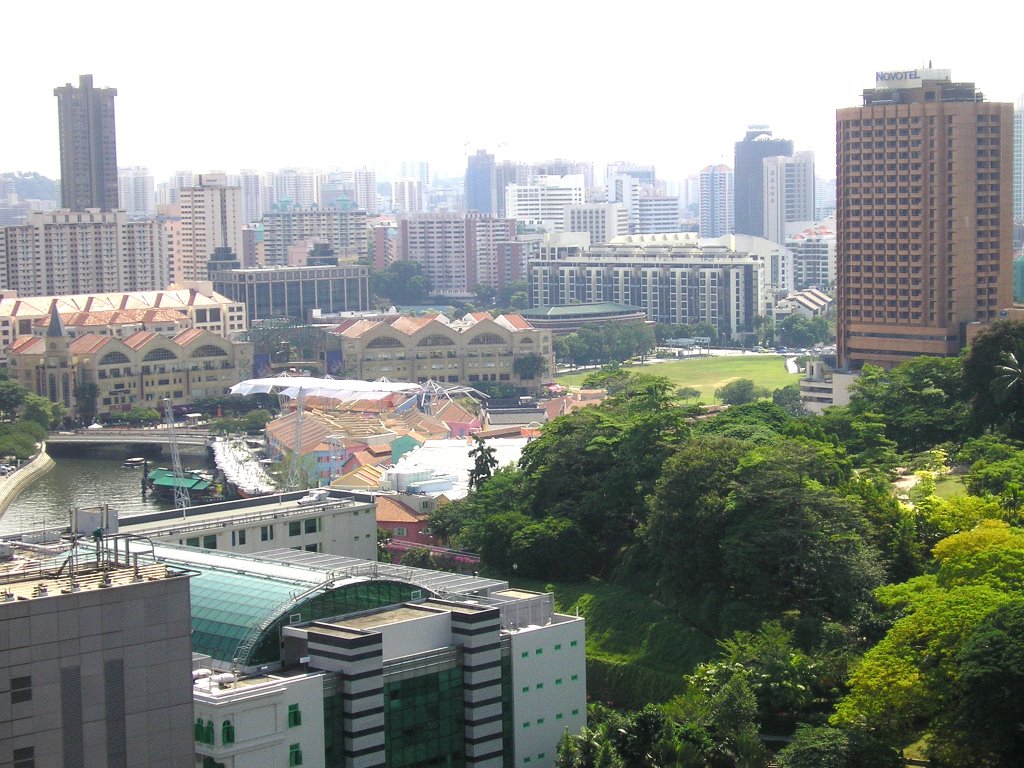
[67,335,114,354]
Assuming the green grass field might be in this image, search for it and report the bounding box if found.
[556,355,801,403]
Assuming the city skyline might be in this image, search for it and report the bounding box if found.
[3,1,1022,185]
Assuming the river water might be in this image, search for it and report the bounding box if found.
[0,456,180,535]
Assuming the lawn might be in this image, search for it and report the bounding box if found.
[556,354,802,403]
[934,474,968,499]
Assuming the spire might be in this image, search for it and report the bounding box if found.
[46,300,65,338]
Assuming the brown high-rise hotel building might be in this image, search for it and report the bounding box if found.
[836,68,1013,369]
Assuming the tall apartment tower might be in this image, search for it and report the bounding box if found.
[734,126,793,237]
[54,75,119,211]
[176,173,243,282]
[354,168,378,215]
[465,149,496,215]
[699,164,734,237]
[117,166,155,217]
[836,68,1013,369]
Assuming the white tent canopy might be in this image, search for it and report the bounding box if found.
[229,375,424,402]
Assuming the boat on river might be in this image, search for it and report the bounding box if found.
[122,457,147,468]
[145,467,218,501]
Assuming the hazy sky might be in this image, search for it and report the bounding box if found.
[3,0,1021,186]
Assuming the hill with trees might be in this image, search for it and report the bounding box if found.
[432,319,1024,767]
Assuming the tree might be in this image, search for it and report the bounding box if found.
[946,600,1024,766]
[73,381,99,425]
[0,380,27,422]
[399,547,434,568]
[369,260,431,306]
[513,353,548,381]
[467,436,498,490]
[772,384,808,417]
[715,379,770,406]
[675,386,701,402]
[776,725,900,768]
[963,320,1024,436]
[21,394,59,429]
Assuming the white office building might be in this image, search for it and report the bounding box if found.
[505,175,585,231]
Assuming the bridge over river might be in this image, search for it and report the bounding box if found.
[46,427,211,456]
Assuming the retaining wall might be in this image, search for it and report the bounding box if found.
[0,445,55,515]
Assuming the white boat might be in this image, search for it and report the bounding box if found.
[122,457,147,468]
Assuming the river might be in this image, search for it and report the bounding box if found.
[0,456,182,534]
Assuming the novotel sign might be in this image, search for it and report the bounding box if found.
[874,67,951,89]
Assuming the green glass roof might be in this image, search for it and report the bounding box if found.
[188,567,299,664]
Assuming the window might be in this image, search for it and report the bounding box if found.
[222,720,235,744]
[13,746,34,768]
[203,534,217,549]
[535,648,542,655]
[572,709,580,716]
[522,722,530,729]
[289,521,301,537]
[238,529,246,545]
[186,537,200,548]
[554,644,562,650]
[204,720,214,744]
[556,713,563,720]
[555,678,563,685]
[522,686,529,693]
[288,704,302,727]
[570,640,578,647]
[261,525,273,541]
[537,718,544,725]
[571,674,578,681]
[536,683,543,690]
[521,651,529,658]
[303,517,319,534]
[289,744,303,766]
[393,526,408,537]
[194,718,204,742]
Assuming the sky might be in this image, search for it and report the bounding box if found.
[2,0,1022,187]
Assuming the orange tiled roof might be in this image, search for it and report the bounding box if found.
[9,336,43,354]
[171,328,206,346]
[67,335,115,354]
[376,496,423,523]
[121,330,158,349]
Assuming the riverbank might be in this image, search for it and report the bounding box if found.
[0,444,56,516]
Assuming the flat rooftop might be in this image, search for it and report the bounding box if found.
[119,490,371,539]
[340,604,440,630]
[0,557,176,602]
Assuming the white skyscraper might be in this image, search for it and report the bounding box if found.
[354,168,378,215]
[118,166,155,217]
[762,151,815,245]
[505,175,586,231]
[392,179,424,215]
[605,173,641,234]
[699,165,734,237]
[238,169,264,224]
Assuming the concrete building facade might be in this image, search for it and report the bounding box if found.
[117,166,155,218]
[564,203,629,246]
[733,126,793,238]
[763,151,815,245]
[0,540,194,768]
[836,68,1013,368]
[261,208,368,267]
[0,209,168,296]
[504,176,585,232]
[177,174,243,283]
[211,263,370,323]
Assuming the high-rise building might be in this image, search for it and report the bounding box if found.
[465,149,496,215]
[699,165,734,237]
[836,68,1013,369]
[606,173,641,233]
[0,210,168,295]
[354,167,378,215]
[1014,97,1024,223]
[494,160,531,219]
[733,126,793,237]
[237,169,264,224]
[392,178,425,215]
[762,151,815,244]
[565,203,629,245]
[117,166,155,217]
[638,196,682,234]
[261,207,367,266]
[176,173,243,282]
[54,75,119,211]
[505,175,586,231]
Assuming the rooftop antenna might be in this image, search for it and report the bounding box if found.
[285,387,307,491]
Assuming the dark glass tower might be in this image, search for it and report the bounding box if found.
[733,126,792,237]
[464,149,496,215]
[54,74,119,211]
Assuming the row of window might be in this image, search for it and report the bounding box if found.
[520,674,579,692]
[521,709,580,728]
[519,640,579,658]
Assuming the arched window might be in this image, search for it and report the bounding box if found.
[194,718,204,742]
[366,336,402,348]
[99,351,130,366]
[191,345,228,358]
[143,347,178,362]
[222,720,235,744]
[204,720,215,745]
[416,334,454,347]
[48,373,57,402]
[61,374,70,407]
[469,333,505,345]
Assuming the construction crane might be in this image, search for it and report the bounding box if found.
[164,397,191,513]
[285,387,307,491]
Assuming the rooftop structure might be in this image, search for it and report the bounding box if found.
[0,537,194,768]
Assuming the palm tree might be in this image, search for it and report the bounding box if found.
[992,351,1024,404]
